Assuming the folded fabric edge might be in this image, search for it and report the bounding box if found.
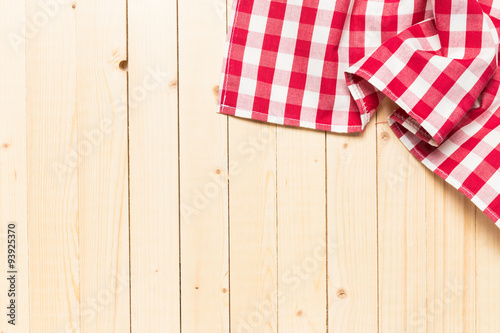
[345,70,439,146]
[217,103,364,133]
[389,119,500,227]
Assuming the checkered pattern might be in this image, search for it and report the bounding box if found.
[391,70,500,225]
[217,0,500,227]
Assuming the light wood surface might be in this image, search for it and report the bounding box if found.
[0,0,498,332]
[178,0,230,331]
[129,0,180,331]
[76,0,130,331]
[26,1,80,332]
[0,1,29,332]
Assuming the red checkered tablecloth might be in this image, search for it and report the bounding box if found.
[217,0,500,226]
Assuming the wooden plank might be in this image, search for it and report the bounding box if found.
[476,209,500,333]
[0,1,29,332]
[75,0,130,331]
[277,128,327,332]
[128,0,180,330]
[425,172,475,333]
[178,0,230,330]
[25,1,80,331]
[326,123,378,332]
[225,0,278,329]
[377,100,427,332]
[229,119,277,333]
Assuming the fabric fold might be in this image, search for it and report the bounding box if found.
[345,0,499,146]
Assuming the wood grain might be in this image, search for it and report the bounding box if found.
[0,1,29,331]
[277,128,327,332]
[425,172,475,333]
[377,99,427,333]
[229,119,278,333]
[326,122,378,332]
[476,209,500,333]
[128,0,181,331]
[76,0,130,331]
[26,1,80,331]
[178,0,230,330]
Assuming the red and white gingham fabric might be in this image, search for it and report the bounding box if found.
[217,0,500,226]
